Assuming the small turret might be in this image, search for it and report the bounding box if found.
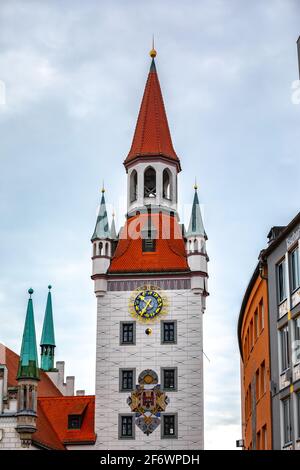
[186,184,209,296]
[40,285,56,371]
[16,288,39,447]
[91,187,114,296]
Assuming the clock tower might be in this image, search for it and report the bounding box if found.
[92,47,208,449]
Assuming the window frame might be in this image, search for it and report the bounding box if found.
[120,322,136,346]
[161,367,178,392]
[282,397,292,446]
[290,247,300,293]
[118,414,135,440]
[161,320,177,344]
[161,413,178,439]
[68,414,82,430]
[277,259,287,304]
[119,368,135,392]
[280,325,290,373]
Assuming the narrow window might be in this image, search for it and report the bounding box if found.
[130,170,138,203]
[256,430,261,450]
[163,169,171,200]
[261,425,267,450]
[162,414,177,438]
[294,317,300,364]
[277,260,286,303]
[144,167,156,198]
[290,248,300,292]
[259,299,264,332]
[280,325,290,372]
[254,309,258,341]
[260,361,266,395]
[256,369,260,401]
[282,398,292,445]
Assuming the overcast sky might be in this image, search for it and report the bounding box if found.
[0,0,299,450]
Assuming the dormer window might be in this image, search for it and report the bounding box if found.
[68,414,82,429]
[142,238,156,252]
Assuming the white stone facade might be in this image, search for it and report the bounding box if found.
[0,416,35,450]
[94,285,204,450]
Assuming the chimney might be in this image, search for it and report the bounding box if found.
[66,376,75,396]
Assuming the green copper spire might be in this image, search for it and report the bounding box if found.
[186,185,205,237]
[40,285,56,371]
[110,212,117,240]
[17,289,39,380]
[91,188,110,241]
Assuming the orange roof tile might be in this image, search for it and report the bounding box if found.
[38,396,96,445]
[34,402,65,450]
[108,212,189,273]
[124,59,181,170]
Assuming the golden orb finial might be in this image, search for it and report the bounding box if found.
[149,35,157,58]
[194,178,198,191]
[101,181,105,193]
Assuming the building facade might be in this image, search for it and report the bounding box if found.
[238,265,272,450]
[92,48,209,449]
[260,213,300,450]
[238,212,300,450]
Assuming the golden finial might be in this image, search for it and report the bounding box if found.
[149,35,157,58]
[194,178,198,191]
[101,181,105,193]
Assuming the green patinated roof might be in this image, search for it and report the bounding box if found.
[40,286,56,347]
[17,289,39,380]
[186,188,205,237]
[91,191,110,241]
[110,215,117,240]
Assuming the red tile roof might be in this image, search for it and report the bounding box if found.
[2,345,96,449]
[108,212,189,273]
[124,59,181,170]
[38,396,96,446]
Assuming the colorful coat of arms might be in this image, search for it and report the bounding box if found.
[127,369,169,435]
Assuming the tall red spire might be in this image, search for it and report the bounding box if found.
[124,51,181,171]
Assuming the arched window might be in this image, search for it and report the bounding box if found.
[99,242,103,256]
[105,243,109,256]
[144,167,156,198]
[194,239,199,252]
[130,170,138,202]
[163,169,172,200]
[93,243,97,257]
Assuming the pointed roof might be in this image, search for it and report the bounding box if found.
[110,213,117,240]
[186,186,206,238]
[41,285,55,347]
[17,288,39,380]
[124,53,181,171]
[91,189,110,241]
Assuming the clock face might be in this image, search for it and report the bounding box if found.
[134,290,163,320]
[129,285,168,323]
